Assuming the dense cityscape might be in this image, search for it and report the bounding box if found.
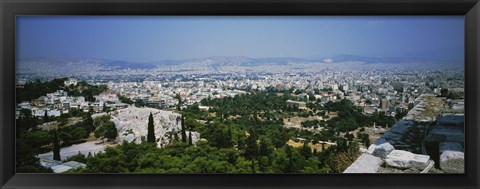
[15,16,464,174]
[15,57,465,173]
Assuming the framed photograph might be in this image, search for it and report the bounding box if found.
[1,0,479,189]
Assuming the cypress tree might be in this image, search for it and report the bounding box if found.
[227,124,233,148]
[301,141,312,159]
[43,110,49,123]
[285,144,294,173]
[245,130,259,173]
[89,107,94,115]
[84,113,95,133]
[176,94,182,111]
[237,132,244,150]
[147,112,155,143]
[259,138,272,157]
[181,116,187,143]
[188,131,193,146]
[53,129,61,161]
[220,111,224,123]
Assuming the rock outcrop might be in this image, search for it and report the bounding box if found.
[372,142,395,159]
[404,94,445,122]
[376,119,424,152]
[439,142,464,173]
[111,106,200,148]
[440,151,464,173]
[385,150,430,170]
[345,95,464,174]
[343,153,383,173]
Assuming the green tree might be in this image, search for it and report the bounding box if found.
[64,152,87,163]
[58,131,72,146]
[227,124,233,148]
[300,142,312,159]
[259,156,270,172]
[205,122,231,148]
[86,91,95,102]
[245,130,259,172]
[84,147,128,173]
[237,132,246,150]
[16,109,51,172]
[53,129,61,161]
[95,121,118,142]
[259,137,273,157]
[43,110,49,123]
[71,127,88,143]
[135,99,146,107]
[147,112,155,143]
[272,128,289,148]
[188,132,193,146]
[118,94,134,105]
[181,116,187,143]
[176,93,182,111]
[104,122,118,141]
[361,134,371,147]
[84,113,95,133]
[271,147,288,172]
[16,138,40,169]
[284,145,294,173]
[18,109,37,131]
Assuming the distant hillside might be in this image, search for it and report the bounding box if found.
[17,57,156,75]
[328,54,463,64]
[329,46,464,64]
[16,55,462,79]
[151,56,313,67]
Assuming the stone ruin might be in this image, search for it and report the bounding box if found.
[110,106,200,148]
[345,138,432,173]
[425,115,465,173]
[345,95,464,173]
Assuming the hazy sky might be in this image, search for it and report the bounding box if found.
[17,16,464,62]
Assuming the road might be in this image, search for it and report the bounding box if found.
[37,141,106,161]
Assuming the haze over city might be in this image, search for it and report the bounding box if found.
[17,16,463,62]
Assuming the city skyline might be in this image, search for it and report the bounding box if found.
[17,16,464,62]
[15,16,465,175]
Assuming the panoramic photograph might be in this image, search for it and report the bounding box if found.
[15,16,464,174]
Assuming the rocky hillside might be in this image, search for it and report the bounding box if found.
[110,106,200,148]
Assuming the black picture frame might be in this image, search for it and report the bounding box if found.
[1,0,479,188]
